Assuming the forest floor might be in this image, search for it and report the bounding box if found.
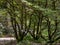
[0,37,60,45]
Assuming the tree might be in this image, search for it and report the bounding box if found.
[0,0,60,45]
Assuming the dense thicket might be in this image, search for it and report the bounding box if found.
[0,0,60,45]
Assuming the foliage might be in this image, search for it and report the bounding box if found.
[0,0,60,45]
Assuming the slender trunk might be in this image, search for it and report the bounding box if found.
[45,0,48,8]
